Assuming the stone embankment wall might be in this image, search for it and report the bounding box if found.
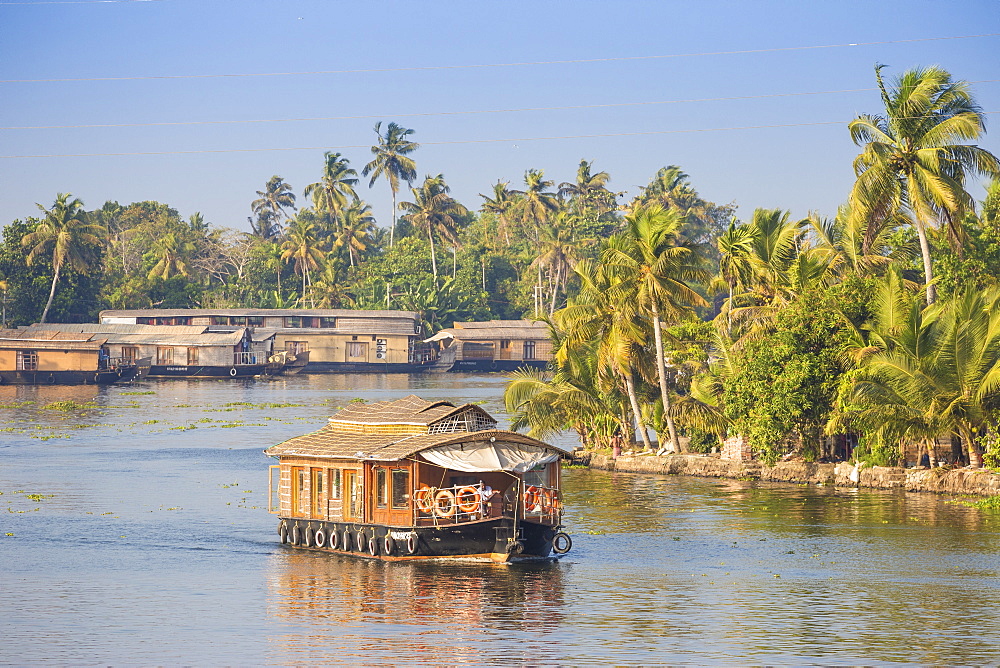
[571,452,1000,497]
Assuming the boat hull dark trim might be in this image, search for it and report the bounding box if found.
[300,361,426,374]
[0,368,140,385]
[448,359,549,373]
[146,364,273,378]
[276,516,561,563]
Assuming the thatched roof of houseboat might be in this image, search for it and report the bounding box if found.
[265,394,572,465]
[265,427,566,463]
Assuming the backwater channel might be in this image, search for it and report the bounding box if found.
[2,373,999,665]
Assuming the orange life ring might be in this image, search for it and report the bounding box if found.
[523,485,541,512]
[540,488,556,513]
[414,485,435,514]
[433,489,457,518]
[456,486,480,513]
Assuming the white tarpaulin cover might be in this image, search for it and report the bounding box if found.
[420,440,560,473]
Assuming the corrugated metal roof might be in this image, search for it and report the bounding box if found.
[0,329,106,350]
[99,308,420,319]
[434,326,550,341]
[23,323,210,335]
[99,331,246,346]
[453,320,547,329]
[264,428,566,462]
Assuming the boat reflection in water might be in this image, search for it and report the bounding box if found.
[265,550,566,663]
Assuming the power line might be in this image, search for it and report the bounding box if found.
[0,0,162,4]
[5,80,997,131]
[3,112,997,159]
[2,32,998,84]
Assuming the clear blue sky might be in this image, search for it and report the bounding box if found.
[2,0,998,233]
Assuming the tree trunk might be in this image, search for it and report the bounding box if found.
[652,305,681,452]
[914,220,937,304]
[40,264,60,324]
[390,188,397,248]
[624,372,652,450]
[549,261,562,315]
[428,226,438,284]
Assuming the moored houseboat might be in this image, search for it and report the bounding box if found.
[0,329,145,385]
[423,320,552,372]
[265,395,573,562]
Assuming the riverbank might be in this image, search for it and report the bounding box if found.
[571,451,1000,497]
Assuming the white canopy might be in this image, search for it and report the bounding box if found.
[422,330,455,344]
[420,440,560,473]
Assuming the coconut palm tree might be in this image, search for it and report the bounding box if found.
[304,152,359,233]
[251,176,297,240]
[849,64,1000,304]
[333,200,376,267]
[559,159,615,216]
[22,193,105,323]
[531,210,583,316]
[400,175,467,283]
[479,180,518,247]
[514,169,560,245]
[362,121,419,248]
[280,218,325,305]
[602,204,711,451]
[148,231,196,280]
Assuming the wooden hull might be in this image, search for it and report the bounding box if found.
[0,368,141,385]
[276,516,561,563]
[301,361,427,374]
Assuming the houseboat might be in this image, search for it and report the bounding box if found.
[265,395,573,562]
[98,308,429,373]
[0,329,145,385]
[423,320,552,372]
[20,323,285,379]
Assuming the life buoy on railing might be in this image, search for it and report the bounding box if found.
[406,532,419,555]
[328,527,339,550]
[456,486,480,513]
[414,485,435,514]
[229,367,238,377]
[383,534,396,556]
[523,486,542,513]
[314,527,327,548]
[540,489,556,513]
[368,535,379,556]
[433,489,457,518]
[278,522,288,544]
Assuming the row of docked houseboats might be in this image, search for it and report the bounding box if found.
[265,395,573,562]
[0,309,552,384]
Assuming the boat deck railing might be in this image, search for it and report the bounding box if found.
[233,352,260,366]
[413,482,562,527]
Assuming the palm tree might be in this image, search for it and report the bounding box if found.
[849,64,1000,304]
[280,218,325,304]
[531,210,583,316]
[22,193,105,323]
[400,175,467,283]
[148,231,195,280]
[602,204,711,451]
[479,180,518,247]
[333,200,377,267]
[559,159,614,217]
[251,176,297,240]
[514,169,560,245]
[304,152,358,232]
[362,121,418,248]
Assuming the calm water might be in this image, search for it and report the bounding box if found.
[2,374,999,665]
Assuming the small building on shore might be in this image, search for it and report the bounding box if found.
[424,320,552,372]
[97,308,428,372]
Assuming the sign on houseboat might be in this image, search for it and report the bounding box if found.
[265,395,573,562]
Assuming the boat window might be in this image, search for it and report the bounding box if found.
[318,317,336,328]
[523,340,536,360]
[347,471,363,519]
[15,350,38,371]
[286,341,308,355]
[187,347,199,365]
[247,316,264,327]
[522,464,548,488]
[375,468,388,508]
[329,468,341,500]
[285,316,303,328]
[311,469,324,517]
[297,469,309,515]
[156,347,173,365]
[210,316,229,325]
[229,316,247,326]
[391,469,409,509]
[121,346,138,362]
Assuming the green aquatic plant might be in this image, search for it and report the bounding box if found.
[120,391,155,396]
[41,400,97,411]
[23,493,54,502]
